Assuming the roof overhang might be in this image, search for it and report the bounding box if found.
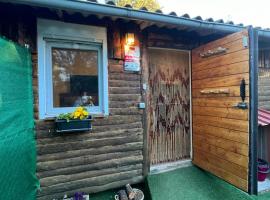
[2,0,270,40]
[0,0,243,33]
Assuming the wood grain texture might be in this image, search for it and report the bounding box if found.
[192,61,249,81]
[193,134,248,156]
[193,154,248,191]
[39,164,142,187]
[193,115,248,132]
[39,169,143,197]
[192,97,248,108]
[192,38,248,63]
[192,30,248,63]
[192,30,250,192]
[193,148,248,180]
[193,140,248,168]
[192,49,249,72]
[193,106,248,120]
[193,124,248,144]
[193,86,249,98]
[192,73,249,89]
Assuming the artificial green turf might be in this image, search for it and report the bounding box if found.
[147,166,253,200]
[91,189,115,200]
[89,166,270,200]
[254,191,270,200]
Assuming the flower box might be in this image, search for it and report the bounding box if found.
[55,116,92,133]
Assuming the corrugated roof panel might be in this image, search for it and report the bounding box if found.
[155,9,163,14]
[181,14,190,18]
[101,0,245,27]
[5,0,270,33]
[140,7,148,11]
[193,16,203,20]
[206,18,214,22]
[258,109,270,126]
[169,11,177,16]
[106,1,115,5]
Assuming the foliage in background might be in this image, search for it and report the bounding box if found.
[115,0,161,11]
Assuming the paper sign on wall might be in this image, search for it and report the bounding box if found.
[124,45,140,72]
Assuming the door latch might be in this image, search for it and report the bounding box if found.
[234,79,248,109]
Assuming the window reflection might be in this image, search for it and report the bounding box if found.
[52,47,99,107]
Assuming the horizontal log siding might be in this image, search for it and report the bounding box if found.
[258,68,270,110]
[34,57,144,199]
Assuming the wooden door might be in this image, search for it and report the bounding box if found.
[192,30,250,191]
[149,49,190,165]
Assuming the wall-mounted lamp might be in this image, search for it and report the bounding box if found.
[125,33,135,45]
[124,32,140,72]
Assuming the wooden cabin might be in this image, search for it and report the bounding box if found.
[0,0,269,199]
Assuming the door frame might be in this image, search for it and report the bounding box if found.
[248,27,259,195]
[147,47,193,172]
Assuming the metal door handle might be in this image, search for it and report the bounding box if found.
[233,79,248,109]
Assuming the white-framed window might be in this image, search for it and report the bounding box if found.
[37,19,108,119]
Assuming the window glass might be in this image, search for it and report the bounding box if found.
[52,47,99,107]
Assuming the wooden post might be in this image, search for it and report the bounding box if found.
[141,32,150,176]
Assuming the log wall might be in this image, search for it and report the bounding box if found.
[34,32,145,199]
[0,4,145,199]
[34,59,144,199]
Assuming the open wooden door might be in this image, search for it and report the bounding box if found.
[192,30,253,192]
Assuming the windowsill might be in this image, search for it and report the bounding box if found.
[40,113,109,121]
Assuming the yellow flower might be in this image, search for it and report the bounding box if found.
[73,111,80,119]
[70,107,89,120]
[83,110,88,116]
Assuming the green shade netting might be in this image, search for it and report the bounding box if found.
[0,37,39,200]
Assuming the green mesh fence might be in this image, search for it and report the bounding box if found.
[0,37,38,199]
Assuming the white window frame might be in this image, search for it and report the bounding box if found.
[37,19,108,119]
